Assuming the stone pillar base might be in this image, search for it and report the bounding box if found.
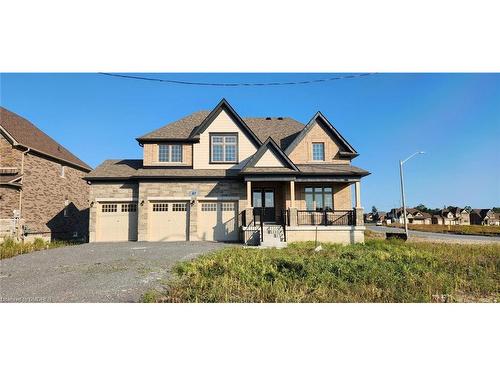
[244,207,254,226]
[355,207,364,226]
[289,207,298,226]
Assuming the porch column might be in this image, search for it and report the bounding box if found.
[246,181,252,208]
[355,181,361,208]
[244,180,253,226]
[288,180,297,226]
[290,180,295,208]
[354,181,364,226]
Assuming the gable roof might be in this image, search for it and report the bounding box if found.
[137,111,210,142]
[285,112,358,158]
[0,107,91,171]
[136,99,305,149]
[241,137,299,173]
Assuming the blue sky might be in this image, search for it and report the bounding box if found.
[1,73,499,211]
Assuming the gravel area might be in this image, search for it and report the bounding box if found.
[0,242,227,303]
[367,225,500,244]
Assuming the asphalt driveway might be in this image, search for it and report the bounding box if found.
[0,242,227,303]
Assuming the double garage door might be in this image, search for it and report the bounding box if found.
[149,200,239,242]
[96,199,238,242]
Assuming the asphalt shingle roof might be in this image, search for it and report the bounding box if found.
[137,111,306,149]
[0,107,91,171]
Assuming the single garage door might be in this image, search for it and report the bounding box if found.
[149,201,189,241]
[198,201,239,241]
[96,202,138,242]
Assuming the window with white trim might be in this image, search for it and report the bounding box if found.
[158,144,183,162]
[221,202,235,211]
[121,203,137,212]
[60,165,66,178]
[102,204,117,213]
[172,203,187,211]
[312,143,325,161]
[201,203,217,211]
[152,203,168,212]
[210,134,237,163]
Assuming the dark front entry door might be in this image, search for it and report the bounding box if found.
[252,189,275,223]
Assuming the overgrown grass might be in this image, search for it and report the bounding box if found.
[144,240,500,303]
[0,237,74,259]
[388,223,500,237]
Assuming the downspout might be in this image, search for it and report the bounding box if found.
[18,147,30,239]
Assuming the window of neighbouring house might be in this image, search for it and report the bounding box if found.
[64,199,69,217]
[158,144,183,163]
[304,187,333,210]
[60,165,66,178]
[312,143,325,161]
[210,134,238,163]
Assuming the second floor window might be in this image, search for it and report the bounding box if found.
[312,142,325,161]
[158,144,182,162]
[211,134,237,163]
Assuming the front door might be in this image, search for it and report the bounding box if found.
[252,189,275,223]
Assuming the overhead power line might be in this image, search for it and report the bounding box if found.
[98,72,376,87]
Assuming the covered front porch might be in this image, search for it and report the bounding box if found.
[241,176,365,245]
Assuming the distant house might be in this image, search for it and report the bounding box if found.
[376,211,387,223]
[387,208,431,225]
[433,207,470,225]
[0,107,91,241]
[470,209,498,226]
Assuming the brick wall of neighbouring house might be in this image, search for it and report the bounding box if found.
[0,186,20,218]
[0,134,22,166]
[21,152,89,240]
[137,180,246,241]
[88,182,139,242]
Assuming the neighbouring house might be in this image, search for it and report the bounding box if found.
[432,207,470,225]
[85,99,370,245]
[0,107,91,241]
[376,211,387,223]
[387,208,431,225]
[470,209,498,226]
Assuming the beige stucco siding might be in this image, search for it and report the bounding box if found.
[254,149,285,167]
[193,110,258,169]
[143,143,192,167]
[288,119,350,165]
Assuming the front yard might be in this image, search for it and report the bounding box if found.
[387,223,500,237]
[144,239,500,303]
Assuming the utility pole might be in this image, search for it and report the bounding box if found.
[399,151,425,239]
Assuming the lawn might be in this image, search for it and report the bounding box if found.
[387,223,500,237]
[0,237,73,259]
[143,239,500,303]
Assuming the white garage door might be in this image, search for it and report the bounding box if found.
[198,201,239,242]
[96,202,138,242]
[149,201,189,241]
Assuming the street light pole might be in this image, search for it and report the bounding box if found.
[399,151,425,239]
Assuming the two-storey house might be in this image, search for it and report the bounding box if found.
[85,99,370,245]
[0,107,91,241]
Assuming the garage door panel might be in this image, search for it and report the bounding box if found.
[96,202,138,242]
[149,201,189,241]
[198,201,238,242]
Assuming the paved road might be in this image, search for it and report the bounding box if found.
[367,224,500,244]
[0,242,227,303]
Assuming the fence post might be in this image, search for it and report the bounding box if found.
[324,210,327,226]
